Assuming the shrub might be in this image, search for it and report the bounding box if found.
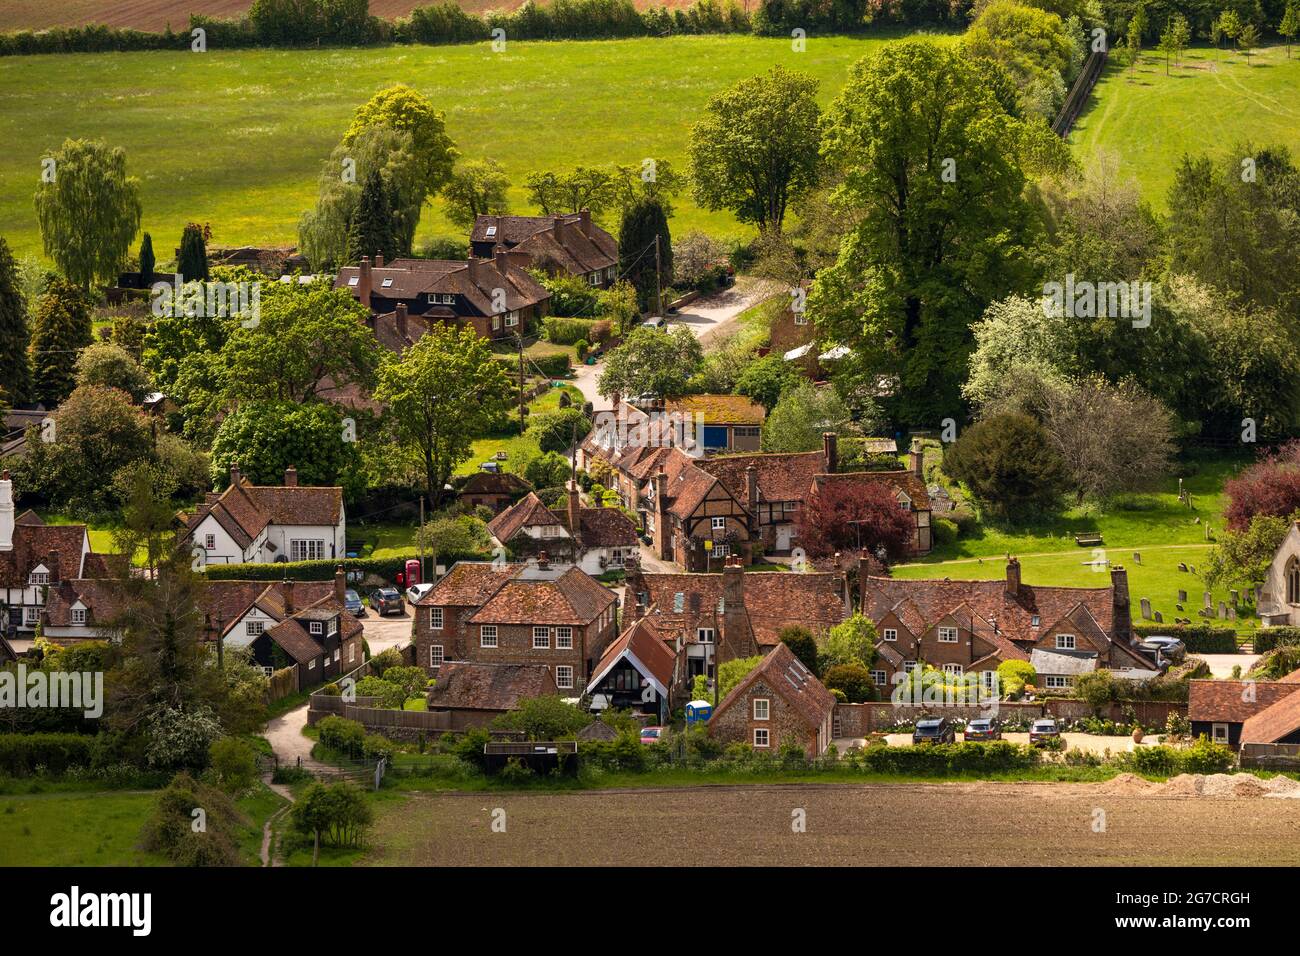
[354,676,405,709]
[1133,622,1237,654]
[932,517,958,545]
[996,659,1037,698]
[1176,736,1234,774]
[527,407,592,453]
[139,771,246,867]
[822,663,875,703]
[777,626,819,674]
[1252,626,1300,654]
[942,412,1067,516]
[490,694,590,740]
[542,316,599,345]
[316,716,366,754]
[368,648,404,677]
[362,733,395,762]
[208,737,259,794]
[858,741,1039,775]
[291,780,373,851]
[0,733,97,776]
[444,728,490,769]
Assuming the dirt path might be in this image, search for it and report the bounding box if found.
[264,702,330,775]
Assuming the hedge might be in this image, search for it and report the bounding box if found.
[543,316,600,346]
[498,352,570,378]
[851,741,1039,775]
[0,733,98,776]
[202,551,490,582]
[1132,622,1238,654]
[1254,627,1300,654]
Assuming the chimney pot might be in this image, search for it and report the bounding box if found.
[909,439,924,480]
[375,253,384,268]
[395,302,408,340]
[1006,555,1021,596]
[823,432,838,474]
[537,551,549,570]
[745,464,758,511]
[283,581,295,616]
[358,257,373,309]
[335,564,346,605]
[579,208,591,236]
[230,462,241,487]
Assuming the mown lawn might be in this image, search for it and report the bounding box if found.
[1071,44,1300,209]
[0,33,913,259]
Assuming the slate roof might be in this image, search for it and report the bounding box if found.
[710,642,836,731]
[427,661,558,712]
[1029,648,1099,676]
[1188,679,1300,724]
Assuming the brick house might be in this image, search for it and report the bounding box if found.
[336,252,550,340]
[624,558,848,693]
[643,448,754,571]
[413,557,618,693]
[487,485,639,576]
[179,464,345,567]
[707,642,836,757]
[861,557,1154,694]
[1188,676,1300,749]
[457,470,533,515]
[470,211,618,288]
[426,661,559,730]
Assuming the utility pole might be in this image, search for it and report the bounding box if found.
[653,234,663,318]
[517,331,526,432]
[419,496,426,583]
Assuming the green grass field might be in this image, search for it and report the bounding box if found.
[1071,44,1300,208]
[0,34,915,260]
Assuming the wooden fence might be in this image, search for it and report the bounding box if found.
[1240,742,1300,769]
[1052,47,1108,138]
[264,665,299,705]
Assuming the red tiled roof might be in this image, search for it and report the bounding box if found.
[472,213,617,275]
[460,471,533,497]
[42,579,124,630]
[265,619,324,665]
[469,566,615,626]
[0,522,89,588]
[488,492,565,543]
[1188,679,1300,724]
[1241,688,1300,744]
[335,256,550,315]
[813,470,931,510]
[710,642,835,731]
[420,561,525,607]
[588,618,677,694]
[578,507,638,549]
[698,451,824,504]
[181,477,342,547]
[427,661,559,712]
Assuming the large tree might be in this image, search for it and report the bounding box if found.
[28,278,92,407]
[176,223,209,284]
[618,197,672,310]
[374,323,512,508]
[343,85,457,196]
[596,326,703,400]
[33,138,141,291]
[442,158,510,229]
[138,232,156,281]
[74,342,151,402]
[942,412,1067,516]
[761,381,853,453]
[0,237,31,405]
[795,477,916,561]
[688,66,821,235]
[964,0,1075,118]
[810,39,1041,425]
[345,168,399,265]
[208,399,362,494]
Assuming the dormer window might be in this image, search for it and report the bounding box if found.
[1031,616,1040,627]
[309,621,323,636]
[71,608,86,625]
[29,571,48,585]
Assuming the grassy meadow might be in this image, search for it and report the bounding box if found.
[0,33,915,260]
[1071,43,1300,208]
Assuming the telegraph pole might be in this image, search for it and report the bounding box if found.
[517,331,526,432]
[653,234,663,317]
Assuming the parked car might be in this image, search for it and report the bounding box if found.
[1139,636,1186,664]
[1029,718,1061,746]
[912,718,955,745]
[405,582,433,605]
[641,315,666,330]
[639,726,664,745]
[964,717,1002,741]
[343,588,365,617]
[369,587,404,616]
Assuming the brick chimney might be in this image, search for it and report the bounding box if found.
[283,466,298,487]
[494,246,510,275]
[375,253,384,268]
[334,565,346,605]
[0,468,13,552]
[823,432,838,474]
[653,468,671,561]
[552,214,567,244]
[282,581,294,616]
[567,480,582,534]
[745,465,758,511]
[47,549,60,585]
[720,556,757,662]
[230,462,241,487]
[358,256,372,310]
[578,208,592,237]
[467,257,483,286]
[909,439,924,480]
[395,302,408,341]
[627,588,644,625]
[1005,555,1021,597]
[1111,565,1131,644]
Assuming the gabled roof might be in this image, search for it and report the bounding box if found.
[665,394,766,427]
[181,477,343,547]
[419,560,525,607]
[813,470,931,510]
[427,661,558,712]
[587,618,677,698]
[697,451,824,504]
[42,579,124,630]
[0,522,89,588]
[1189,679,1300,724]
[1241,687,1300,744]
[578,507,638,549]
[472,213,617,275]
[710,642,835,731]
[468,566,615,626]
[488,492,566,543]
[460,471,533,496]
[335,256,550,315]
[264,619,324,665]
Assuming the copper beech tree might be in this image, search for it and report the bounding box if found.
[794,477,915,562]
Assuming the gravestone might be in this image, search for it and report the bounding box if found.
[1218,601,1227,619]
[1153,611,1163,623]
[1204,592,1213,608]
[1227,607,1237,621]
[1140,598,1152,619]
[1230,589,1239,606]
[1134,551,1142,564]
[1178,589,1187,603]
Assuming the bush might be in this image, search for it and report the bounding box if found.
[1252,626,1300,654]
[1177,736,1234,774]
[542,316,600,345]
[291,780,373,850]
[354,676,405,709]
[490,694,590,740]
[208,737,259,794]
[856,741,1039,775]
[942,412,1067,517]
[822,663,875,703]
[527,407,592,454]
[1133,623,1238,654]
[0,733,97,776]
[932,517,958,545]
[368,648,404,677]
[316,716,366,754]
[139,771,247,867]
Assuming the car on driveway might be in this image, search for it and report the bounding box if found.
[369,587,404,616]
[405,583,433,606]
[641,315,667,330]
[640,726,664,745]
[1029,718,1061,746]
[912,718,955,745]
[964,717,1002,741]
[343,588,365,617]
[1139,636,1186,664]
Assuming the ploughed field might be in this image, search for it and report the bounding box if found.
[365,781,1300,866]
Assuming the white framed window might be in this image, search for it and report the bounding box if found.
[492,315,500,331]
[24,606,38,624]
[556,665,574,690]
[29,571,48,585]
[429,607,443,630]
[308,659,317,670]
[1045,675,1071,689]
[587,272,601,286]
[871,670,887,686]
[903,661,918,674]
[533,626,550,649]
[711,516,726,531]
[430,645,444,668]
[348,644,356,662]
[1056,633,1076,650]
[246,620,264,637]
[697,628,715,644]
[1031,615,1041,627]
[943,663,963,676]
[381,277,394,288]
[753,728,769,748]
[794,309,808,326]
[783,500,798,513]
[290,539,324,562]
[898,497,911,511]
[204,533,216,550]
[505,310,519,327]
[938,627,958,643]
[753,698,770,721]
[309,621,323,636]
[556,626,573,649]
[605,266,616,279]
[327,618,338,637]
[480,625,498,648]
[981,670,996,691]
[71,608,86,625]
[1212,722,1229,744]
[883,628,897,642]
[439,293,456,304]
[712,543,730,559]
[333,649,340,662]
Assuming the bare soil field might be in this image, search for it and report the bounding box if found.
[366,781,1300,866]
[0,0,697,33]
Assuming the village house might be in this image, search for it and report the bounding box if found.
[642,447,753,571]
[585,617,678,723]
[457,470,533,515]
[707,641,837,757]
[0,471,113,639]
[663,395,765,454]
[860,558,1154,693]
[622,558,848,695]
[487,485,639,576]
[335,252,550,341]
[470,211,618,288]
[413,556,618,693]
[179,465,345,567]
[1188,675,1300,749]
[427,661,560,730]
